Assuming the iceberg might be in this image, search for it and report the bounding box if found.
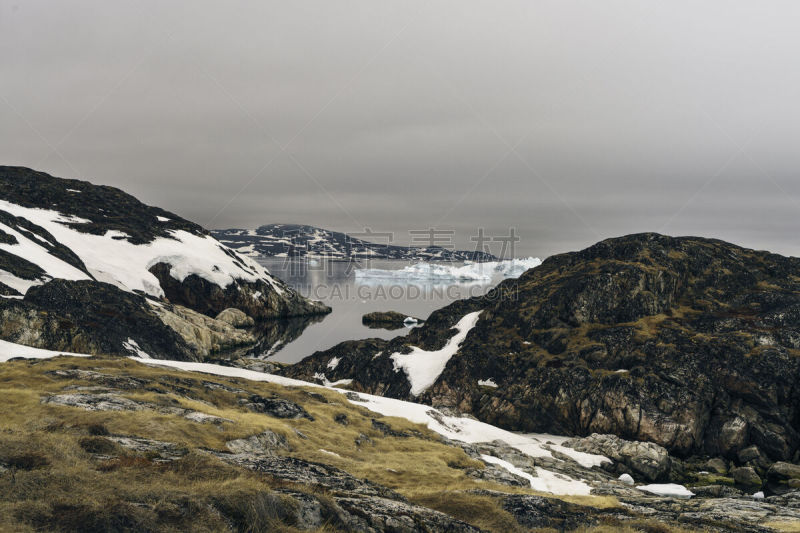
[354,257,541,283]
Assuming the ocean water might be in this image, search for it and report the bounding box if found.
[253,258,505,364]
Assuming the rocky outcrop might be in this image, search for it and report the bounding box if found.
[215,307,255,328]
[564,433,672,482]
[283,233,800,465]
[149,262,329,320]
[0,279,259,360]
[362,311,423,330]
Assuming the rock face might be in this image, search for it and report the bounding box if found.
[0,166,329,358]
[283,233,800,464]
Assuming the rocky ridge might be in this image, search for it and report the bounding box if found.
[212,223,498,261]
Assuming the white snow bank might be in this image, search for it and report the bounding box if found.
[0,340,90,362]
[481,454,592,495]
[618,473,634,486]
[355,257,542,283]
[636,483,694,499]
[391,311,481,396]
[478,378,498,388]
[0,200,283,297]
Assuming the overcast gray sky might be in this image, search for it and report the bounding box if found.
[1,1,799,258]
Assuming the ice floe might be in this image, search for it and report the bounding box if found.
[355,257,542,283]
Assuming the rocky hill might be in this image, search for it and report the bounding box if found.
[0,166,329,360]
[283,233,800,481]
[212,223,498,261]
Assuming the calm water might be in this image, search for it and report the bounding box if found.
[253,258,503,363]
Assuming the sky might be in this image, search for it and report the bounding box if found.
[1,1,799,259]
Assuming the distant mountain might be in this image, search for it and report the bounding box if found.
[212,224,498,261]
[0,166,328,360]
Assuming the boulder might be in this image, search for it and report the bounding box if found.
[564,433,671,482]
[226,430,290,456]
[215,308,255,328]
[731,466,762,487]
[737,445,762,464]
[767,462,800,492]
[704,457,729,475]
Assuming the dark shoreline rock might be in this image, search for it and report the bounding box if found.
[362,311,423,330]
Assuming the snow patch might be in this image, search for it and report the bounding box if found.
[0,200,284,297]
[327,357,341,370]
[122,338,151,359]
[478,378,498,388]
[0,340,90,362]
[391,311,482,396]
[156,216,170,222]
[636,484,694,499]
[481,454,592,496]
[618,473,634,486]
[318,449,341,458]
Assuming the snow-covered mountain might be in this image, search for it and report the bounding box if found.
[0,166,328,360]
[212,223,498,261]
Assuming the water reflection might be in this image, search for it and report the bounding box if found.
[239,258,499,364]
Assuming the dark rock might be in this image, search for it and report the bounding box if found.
[1,279,197,359]
[767,462,800,493]
[371,419,409,438]
[334,413,349,425]
[363,311,423,330]
[731,466,763,487]
[738,445,763,464]
[705,457,729,475]
[354,433,373,447]
[240,394,314,420]
[690,484,743,498]
[498,492,595,530]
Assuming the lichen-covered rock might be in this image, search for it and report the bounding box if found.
[731,466,762,487]
[226,430,290,456]
[239,394,314,420]
[215,307,255,328]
